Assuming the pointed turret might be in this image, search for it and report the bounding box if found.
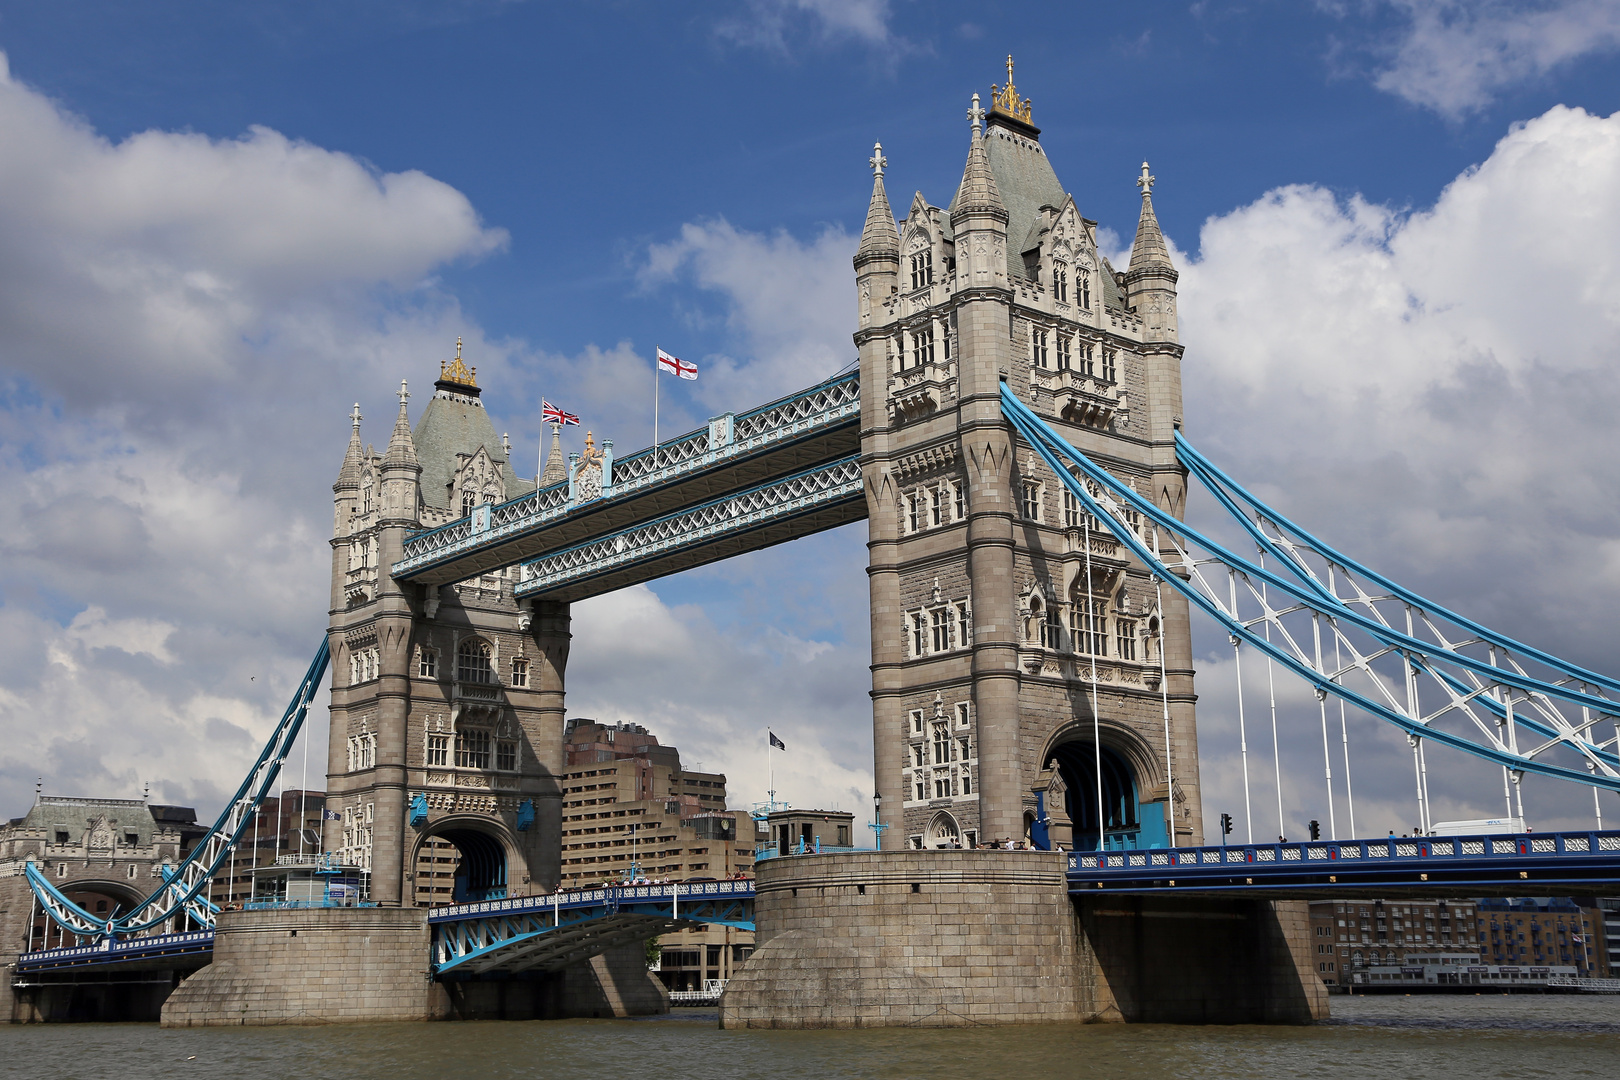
[1128,162,1174,273]
[949,96,1006,225]
[1123,161,1180,345]
[541,423,568,487]
[335,403,363,491]
[856,142,899,264]
[379,379,422,523]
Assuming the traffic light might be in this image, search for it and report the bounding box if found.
[1309,819,1321,841]
[1220,812,1233,836]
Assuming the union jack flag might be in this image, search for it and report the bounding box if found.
[541,400,580,426]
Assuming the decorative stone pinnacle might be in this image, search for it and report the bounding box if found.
[1137,161,1156,197]
[869,141,887,177]
[967,93,984,133]
[398,379,409,410]
[351,402,362,432]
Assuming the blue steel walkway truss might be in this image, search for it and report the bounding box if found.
[430,882,755,976]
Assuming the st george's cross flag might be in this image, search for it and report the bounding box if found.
[542,400,580,426]
[657,347,698,380]
[769,732,786,751]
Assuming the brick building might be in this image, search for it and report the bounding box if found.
[209,789,328,907]
[1307,899,1482,986]
[1478,897,1606,975]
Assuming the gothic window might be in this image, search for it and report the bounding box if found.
[913,744,925,767]
[911,613,927,657]
[419,648,438,680]
[455,728,492,769]
[911,326,936,366]
[1063,489,1081,529]
[930,608,952,652]
[955,701,970,727]
[961,767,973,795]
[1033,328,1049,369]
[956,602,971,648]
[1041,606,1062,649]
[497,741,518,771]
[933,769,952,800]
[910,248,934,290]
[362,482,374,514]
[462,489,477,517]
[929,486,944,526]
[1053,265,1068,303]
[953,482,966,520]
[426,734,449,767]
[911,709,924,734]
[1115,618,1138,661]
[907,492,924,533]
[1071,593,1109,658]
[1021,481,1043,522]
[456,638,493,684]
[915,780,926,802]
[942,329,951,362]
[1080,273,1091,309]
[1057,334,1071,370]
[933,722,951,764]
[1080,342,1096,378]
[511,658,530,688]
[1102,347,1117,383]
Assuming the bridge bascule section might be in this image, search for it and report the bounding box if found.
[16,62,1620,1027]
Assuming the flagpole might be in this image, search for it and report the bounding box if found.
[653,350,660,452]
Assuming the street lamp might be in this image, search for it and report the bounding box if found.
[869,791,887,849]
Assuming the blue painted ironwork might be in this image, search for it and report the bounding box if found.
[1000,388,1620,794]
[1067,831,1620,896]
[24,640,331,942]
[15,930,215,973]
[515,798,534,832]
[393,372,860,582]
[430,881,755,976]
[408,792,429,827]
[514,455,863,600]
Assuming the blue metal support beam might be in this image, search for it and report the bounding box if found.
[1068,831,1620,898]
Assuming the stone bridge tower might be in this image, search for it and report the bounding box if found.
[325,345,568,906]
[858,64,1202,852]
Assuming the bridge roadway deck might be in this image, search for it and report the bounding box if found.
[14,930,215,976]
[1069,830,1620,899]
[430,881,755,977]
[393,373,860,588]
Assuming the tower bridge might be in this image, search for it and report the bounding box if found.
[12,60,1620,1027]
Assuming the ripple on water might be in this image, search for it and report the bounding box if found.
[5,995,1619,1080]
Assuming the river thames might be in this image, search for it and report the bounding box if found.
[5,995,1617,1080]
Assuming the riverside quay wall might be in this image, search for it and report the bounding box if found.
[160,907,666,1026]
[719,850,1327,1027]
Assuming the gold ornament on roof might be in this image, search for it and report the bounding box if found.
[439,337,478,387]
[990,54,1033,125]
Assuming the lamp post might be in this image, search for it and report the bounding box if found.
[869,791,887,849]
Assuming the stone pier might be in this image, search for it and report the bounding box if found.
[160,907,667,1026]
[719,850,1326,1028]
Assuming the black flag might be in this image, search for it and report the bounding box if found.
[769,732,786,751]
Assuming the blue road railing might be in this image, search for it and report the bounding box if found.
[15,930,215,974]
[1068,831,1620,894]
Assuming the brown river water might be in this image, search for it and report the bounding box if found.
[5,995,1617,1080]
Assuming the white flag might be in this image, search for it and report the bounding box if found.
[657,347,698,380]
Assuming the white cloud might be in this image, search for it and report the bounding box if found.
[0,51,505,810]
[1356,0,1620,118]
[1178,103,1620,833]
[717,0,901,52]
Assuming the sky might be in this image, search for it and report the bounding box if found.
[2,0,1620,841]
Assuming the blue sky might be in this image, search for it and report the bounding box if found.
[3,1,1620,838]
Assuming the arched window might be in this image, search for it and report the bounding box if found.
[927,812,960,849]
[461,489,477,517]
[456,638,493,684]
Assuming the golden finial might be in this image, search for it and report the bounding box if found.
[990,53,1033,125]
[439,336,478,387]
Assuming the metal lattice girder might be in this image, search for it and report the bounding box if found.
[1068,830,1620,898]
[999,387,1620,793]
[514,456,865,602]
[430,884,756,975]
[26,640,330,941]
[394,373,861,586]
